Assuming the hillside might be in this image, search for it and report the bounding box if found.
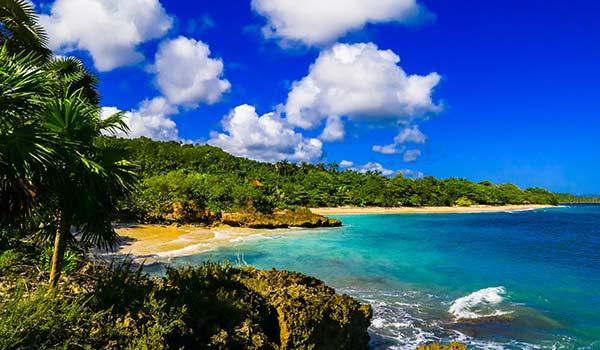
[555,193,600,204]
[104,137,559,224]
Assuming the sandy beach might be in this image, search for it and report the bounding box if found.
[111,224,305,262]
[310,204,553,215]
[110,205,552,262]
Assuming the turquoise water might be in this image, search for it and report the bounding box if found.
[169,205,600,349]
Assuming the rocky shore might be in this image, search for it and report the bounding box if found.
[221,208,341,229]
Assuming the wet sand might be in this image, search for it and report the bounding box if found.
[111,224,303,262]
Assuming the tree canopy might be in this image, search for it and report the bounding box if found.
[104,137,559,223]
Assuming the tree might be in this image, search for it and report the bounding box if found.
[41,91,136,288]
[1,0,137,288]
[0,45,54,226]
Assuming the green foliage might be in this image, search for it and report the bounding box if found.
[455,196,474,207]
[157,263,280,348]
[0,287,94,349]
[104,137,559,223]
[1,27,136,285]
[554,193,600,204]
[0,249,19,270]
[39,246,78,274]
[0,0,51,59]
[0,284,186,350]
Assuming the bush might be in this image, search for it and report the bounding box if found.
[39,247,79,274]
[455,196,475,207]
[0,287,96,349]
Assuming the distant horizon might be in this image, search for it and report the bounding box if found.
[34,0,600,194]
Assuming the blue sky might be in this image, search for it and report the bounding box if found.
[34,0,600,194]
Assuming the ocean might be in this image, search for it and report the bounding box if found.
[168,205,600,349]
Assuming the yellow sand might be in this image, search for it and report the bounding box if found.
[113,205,551,262]
[113,224,303,262]
[310,204,552,215]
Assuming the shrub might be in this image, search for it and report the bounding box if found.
[39,246,79,274]
[455,196,475,207]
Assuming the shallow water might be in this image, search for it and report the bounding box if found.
[166,205,600,349]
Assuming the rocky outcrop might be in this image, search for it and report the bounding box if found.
[221,208,341,229]
[236,267,372,350]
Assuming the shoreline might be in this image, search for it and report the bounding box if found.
[109,224,314,263]
[109,205,552,263]
[310,204,553,215]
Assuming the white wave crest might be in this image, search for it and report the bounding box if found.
[449,286,512,320]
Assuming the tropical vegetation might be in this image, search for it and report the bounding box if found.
[1,0,135,289]
[555,193,600,204]
[105,137,559,224]
[0,1,571,349]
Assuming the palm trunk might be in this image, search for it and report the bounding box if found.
[48,213,68,289]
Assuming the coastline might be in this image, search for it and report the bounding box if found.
[111,224,312,263]
[310,204,553,215]
[110,205,552,262]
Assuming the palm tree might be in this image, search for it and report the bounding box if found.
[0,45,54,226]
[1,21,137,288]
[41,91,136,288]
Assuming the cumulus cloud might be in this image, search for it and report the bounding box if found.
[403,149,421,162]
[208,104,322,162]
[251,0,428,46]
[373,125,426,155]
[151,36,230,107]
[395,125,426,144]
[319,116,345,141]
[285,43,441,134]
[372,144,403,155]
[101,97,179,140]
[40,0,172,71]
[398,169,424,179]
[339,160,354,168]
[339,160,394,176]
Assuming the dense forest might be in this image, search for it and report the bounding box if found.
[106,137,559,223]
[555,193,600,204]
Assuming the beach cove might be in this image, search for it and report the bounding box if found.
[112,205,550,262]
[138,205,600,349]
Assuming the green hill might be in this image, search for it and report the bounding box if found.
[104,137,559,223]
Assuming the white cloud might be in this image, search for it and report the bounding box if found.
[251,0,427,46]
[373,125,426,155]
[398,169,424,179]
[319,116,345,141]
[372,144,403,155]
[101,97,179,140]
[208,104,322,162]
[395,125,426,144]
[151,36,230,107]
[343,161,394,176]
[40,0,172,71]
[285,43,441,134]
[403,149,421,162]
[339,160,354,168]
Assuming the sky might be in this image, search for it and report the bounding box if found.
[33,0,600,194]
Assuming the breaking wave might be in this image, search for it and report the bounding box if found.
[449,286,512,320]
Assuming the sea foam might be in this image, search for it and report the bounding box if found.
[449,286,512,320]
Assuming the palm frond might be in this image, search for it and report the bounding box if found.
[45,56,100,104]
[0,45,49,127]
[0,0,51,60]
[99,110,129,136]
